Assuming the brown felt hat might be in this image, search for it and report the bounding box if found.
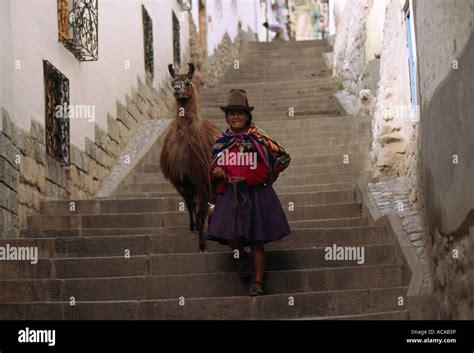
[220,89,254,112]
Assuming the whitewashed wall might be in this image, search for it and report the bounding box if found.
[1,0,189,150]
[200,0,266,56]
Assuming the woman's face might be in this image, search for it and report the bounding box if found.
[226,111,247,132]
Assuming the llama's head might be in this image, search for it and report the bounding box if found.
[168,63,195,100]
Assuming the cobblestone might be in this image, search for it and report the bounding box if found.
[368,176,433,291]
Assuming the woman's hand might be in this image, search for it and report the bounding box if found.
[228,176,246,184]
[212,167,226,179]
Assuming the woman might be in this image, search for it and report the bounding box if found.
[207,89,291,296]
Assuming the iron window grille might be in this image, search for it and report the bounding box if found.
[142,5,154,80]
[57,0,98,61]
[172,11,181,68]
[43,60,70,166]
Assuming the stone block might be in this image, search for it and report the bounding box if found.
[126,100,142,123]
[37,164,46,193]
[20,155,38,186]
[88,159,99,179]
[70,145,85,171]
[0,135,21,169]
[94,125,109,151]
[0,208,18,238]
[30,120,45,144]
[0,183,18,213]
[58,186,69,200]
[15,130,28,154]
[67,165,79,185]
[17,204,29,230]
[32,139,46,165]
[16,183,27,205]
[117,101,133,129]
[85,138,100,162]
[33,190,42,211]
[106,138,120,158]
[45,180,60,199]
[107,114,120,144]
[409,232,422,241]
[45,156,67,186]
[0,158,19,189]
[1,109,17,141]
[137,78,151,102]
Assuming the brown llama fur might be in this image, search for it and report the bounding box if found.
[160,63,220,252]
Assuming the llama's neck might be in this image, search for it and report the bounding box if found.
[176,95,201,127]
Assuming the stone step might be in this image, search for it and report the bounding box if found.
[112,183,359,199]
[247,39,329,49]
[113,191,179,198]
[202,105,343,116]
[19,216,370,242]
[118,170,366,193]
[20,227,160,238]
[64,225,389,255]
[42,189,358,215]
[28,203,362,229]
[155,117,371,136]
[143,152,369,170]
[220,72,332,83]
[200,85,340,101]
[132,163,366,185]
[244,46,329,55]
[226,64,328,74]
[148,245,394,276]
[223,60,328,69]
[273,170,371,186]
[0,244,395,280]
[304,310,410,320]
[210,116,371,130]
[0,286,408,320]
[208,110,344,121]
[201,77,338,92]
[0,226,389,258]
[265,129,371,141]
[202,95,342,109]
[0,264,403,302]
[163,216,370,235]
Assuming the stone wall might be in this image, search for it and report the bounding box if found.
[188,15,257,90]
[416,22,474,319]
[332,0,369,96]
[331,0,434,310]
[0,77,173,237]
[368,176,432,294]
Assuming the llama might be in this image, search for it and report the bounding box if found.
[160,63,220,252]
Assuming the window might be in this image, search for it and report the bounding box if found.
[404,4,418,121]
[43,60,70,166]
[172,11,181,68]
[57,0,98,61]
[142,5,154,80]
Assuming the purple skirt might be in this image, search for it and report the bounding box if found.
[207,183,291,246]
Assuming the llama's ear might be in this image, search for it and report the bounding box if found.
[187,63,195,79]
[168,64,176,78]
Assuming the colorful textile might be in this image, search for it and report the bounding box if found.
[209,123,291,185]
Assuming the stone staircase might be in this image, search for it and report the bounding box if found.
[0,40,411,320]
